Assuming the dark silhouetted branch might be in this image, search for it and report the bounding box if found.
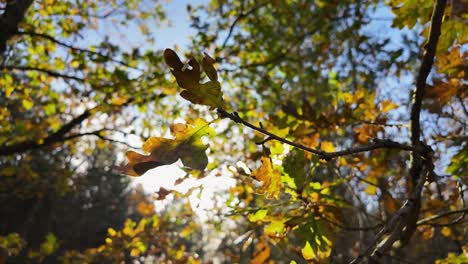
[0,0,34,55]
[0,109,92,156]
[351,1,447,263]
[217,108,415,160]
[417,207,468,226]
[15,30,139,69]
[2,65,86,82]
[221,2,268,50]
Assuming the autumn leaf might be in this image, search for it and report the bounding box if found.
[251,156,283,199]
[380,100,398,112]
[164,48,225,108]
[155,187,171,200]
[201,52,218,81]
[118,118,215,176]
[283,149,307,189]
[251,240,270,264]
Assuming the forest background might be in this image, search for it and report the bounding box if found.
[0,0,466,263]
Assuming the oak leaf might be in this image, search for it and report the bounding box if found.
[164,48,225,108]
[118,118,214,176]
[251,156,283,199]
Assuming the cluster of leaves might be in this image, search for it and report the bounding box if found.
[1,0,467,263]
[119,0,466,262]
[62,192,204,264]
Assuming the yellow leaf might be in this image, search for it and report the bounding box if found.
[365,177,378,195]
[111,97,127,106]
[381,100,398,112]
[301,241,316,260]
[441,227,452,237]
[70,61,80,68]
[264,219,286,236]
[130,248,140,257]
[248,209,268,222]
[320,141,335,152]
[107,228,117,237]
[5,86,13,97]
[22,99,33,110]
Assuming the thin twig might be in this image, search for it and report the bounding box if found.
[15,30,140,69]
[221,2,268,50]
[217,108,415,160]
[417,207,468,226]
[2,65,86,82]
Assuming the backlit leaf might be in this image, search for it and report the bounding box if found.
[164,48,225,108]
[251,156,283,199]
[202,52,218,81]
[248,209,268,222]
[118,118,215,176]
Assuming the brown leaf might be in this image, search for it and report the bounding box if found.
[155,187,171,200]
[202,53,218,81]
[163,48,183,70]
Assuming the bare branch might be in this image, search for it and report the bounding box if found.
[15,30,140,69]
[417,207,468,226]
[221,2,268,50]
[63,130,141,149]
[352,1,448,262]
[410,0,447,145]
[0,0,34,55]
[217,108,415,160]
[2,65,86,82]
[0,109,92,156]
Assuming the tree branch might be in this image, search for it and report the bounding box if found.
[417,207,468,226]
[0,109,92,156]
[410,0,446,146]
[351,1,448,262]
[0,0,34,55]
[0,92,165,156]
[15,30,139,69]
[2,65,86,82]
[221,2,268,50]
[63,130,141,149]
[217,108,415,160]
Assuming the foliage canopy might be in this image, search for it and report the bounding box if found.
[1,0,467,263]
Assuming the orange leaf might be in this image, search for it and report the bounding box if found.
[251,156,283,199]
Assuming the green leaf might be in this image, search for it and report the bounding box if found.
[39,233,58,256]
[248,209,268,222]
[179,81,225,108]
[294,218,333,260]
[44,104,56,115]
[283,149,307,189]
